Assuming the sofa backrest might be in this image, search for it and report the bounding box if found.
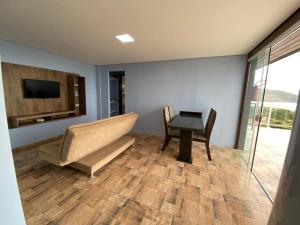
[59,112,138,164]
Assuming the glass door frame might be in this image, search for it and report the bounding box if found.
[238,47,271,169]
[237,18,300,203]
[238,47,274,202]
[249,48,271,171]
[241,24,300,169]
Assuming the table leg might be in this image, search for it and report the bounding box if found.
[177,130,193,164]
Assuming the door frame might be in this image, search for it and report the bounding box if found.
[235,11,300,148]
[238,25,300,202]
[248,49,271,171]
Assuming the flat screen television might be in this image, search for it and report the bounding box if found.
[23,79,60,98]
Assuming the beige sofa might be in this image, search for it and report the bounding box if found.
[38,112,138,177]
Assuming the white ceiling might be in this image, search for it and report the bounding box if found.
[0,0,298,65]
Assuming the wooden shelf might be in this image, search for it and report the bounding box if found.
[1,62,87,129]
[67,75,86,116]
[9,110,76,128]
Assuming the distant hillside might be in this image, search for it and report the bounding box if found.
[264,89,298,103]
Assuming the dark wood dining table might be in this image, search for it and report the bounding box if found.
[169,114,204,163]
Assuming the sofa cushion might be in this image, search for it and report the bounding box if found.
[38,140,66,166]
[70,135,135,177]
[60,112,138,164]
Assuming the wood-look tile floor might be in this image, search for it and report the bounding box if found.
[13,133,272,225]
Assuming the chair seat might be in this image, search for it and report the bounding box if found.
[168,128,180,137]
[193,132,207,142]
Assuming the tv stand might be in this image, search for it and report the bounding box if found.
[9,110,76,128]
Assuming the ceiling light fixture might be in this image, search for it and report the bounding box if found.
[115,34,135,43]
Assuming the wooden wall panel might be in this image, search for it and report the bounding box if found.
[2,63,72,117]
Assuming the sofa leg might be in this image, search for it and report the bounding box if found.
[90,173,95,179]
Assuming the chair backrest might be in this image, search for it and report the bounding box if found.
[204,108,217,139]
[168,105,174,119]
[59,112,138,164]
[179,111,202,118]
[163,106,171,136]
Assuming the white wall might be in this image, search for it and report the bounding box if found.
[98,55,247,147]
[0,57,26,224]
[0,40,98,148]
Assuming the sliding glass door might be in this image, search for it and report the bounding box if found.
[239,48,270,166]
[239,26,300,201]
[252,50,300,200]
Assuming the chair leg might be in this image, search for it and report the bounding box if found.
[162,136,170,151]
[205,142,212,161]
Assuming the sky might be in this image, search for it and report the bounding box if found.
[266,51,300,95]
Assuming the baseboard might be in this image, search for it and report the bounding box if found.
[12,135,63,154]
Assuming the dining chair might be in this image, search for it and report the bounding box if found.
[168,105,174,120]
[162,106,179,151]
[193,108,217,160]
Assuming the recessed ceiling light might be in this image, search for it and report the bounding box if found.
[115,34,135,43]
